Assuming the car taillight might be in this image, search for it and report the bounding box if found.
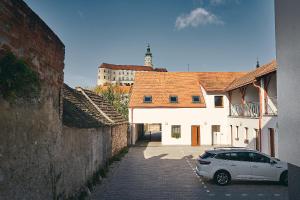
[198,159,211,165]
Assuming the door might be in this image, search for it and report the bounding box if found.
[249,152,277,181]
[269,128,275,157]
[227,152,252,180]
[212,125,221,145]
[191,125,200,146]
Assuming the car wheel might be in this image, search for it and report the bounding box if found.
[280,171,288,186]
[214,170,231,186]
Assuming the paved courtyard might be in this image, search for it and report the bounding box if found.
[91,142,288,200]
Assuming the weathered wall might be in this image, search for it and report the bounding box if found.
[0,0,64,199]
[111,124,128,156]
[61,126,111,197]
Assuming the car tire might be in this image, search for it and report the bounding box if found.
[214,170,231,186]
[280,171,288,186]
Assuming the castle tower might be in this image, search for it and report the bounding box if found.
[144,44,153,67]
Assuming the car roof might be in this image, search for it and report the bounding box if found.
[206,148,260,154]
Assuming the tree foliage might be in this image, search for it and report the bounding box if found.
[94,84,129,120]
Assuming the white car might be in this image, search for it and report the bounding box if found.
[196,147,288,186]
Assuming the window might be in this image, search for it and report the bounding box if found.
[212,125,220,132]
[214,96,224,107]
[215,153,230,160]
[237,152,251,162]
[249,153,270,163]
[171,125,181,138]
[200,152,216,159]
[104,76,106,79]
[244,127,249,144]
[169,95,178,103]
[236,126,239,140]
[143,96,152,103]
[192,96,200,103]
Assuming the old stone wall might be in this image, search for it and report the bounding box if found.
[111,124,128,156]
[0,0,64,199]
[61,126,111,197]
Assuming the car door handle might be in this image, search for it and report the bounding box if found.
[252,165,258,168]
[231,164,237,166]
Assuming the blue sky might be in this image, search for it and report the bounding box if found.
[24,0,275,87]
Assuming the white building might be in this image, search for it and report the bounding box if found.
[97,45,167,86]
[128,71,246,146]
[129,61,278,157]
[275,0,300,198]
[226,61,278,157]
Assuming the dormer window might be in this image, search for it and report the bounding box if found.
[169,95,178,103]
[144,96,152,103]
[192,96,200,103]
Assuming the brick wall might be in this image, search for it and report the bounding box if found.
[0,0,65,199]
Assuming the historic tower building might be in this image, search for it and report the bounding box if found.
[144,44,153,67]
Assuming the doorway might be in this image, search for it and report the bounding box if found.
[191,125,200,146]
[269,128,275,157]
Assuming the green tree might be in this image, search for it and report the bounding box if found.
[94,84,129,120]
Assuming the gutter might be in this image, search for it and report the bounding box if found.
[76,87,115,124]
[252,81,262,151]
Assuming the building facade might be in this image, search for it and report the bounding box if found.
[129,61,278,158]
[275,0,300,199]
[97,45,167,86]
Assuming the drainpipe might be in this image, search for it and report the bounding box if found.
[253,80,262,152]
[131,108,134,145]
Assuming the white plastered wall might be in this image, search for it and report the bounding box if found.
[129,89,230,145]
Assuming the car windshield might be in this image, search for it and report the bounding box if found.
[200,152,216,159]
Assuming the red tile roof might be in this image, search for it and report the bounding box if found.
[129,72,245,108]
[225,60,277,91]
[99,63,154,71]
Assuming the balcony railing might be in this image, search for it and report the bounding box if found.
[230,102,260,118]
[266,97,278,116]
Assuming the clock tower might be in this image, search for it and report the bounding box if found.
[144,44,153,67]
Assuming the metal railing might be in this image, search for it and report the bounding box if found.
[230,102,260,118]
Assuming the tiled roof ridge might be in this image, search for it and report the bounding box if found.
[225,60,277,91]
[75,87,115,124]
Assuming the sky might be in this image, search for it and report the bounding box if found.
[24,0,275,88]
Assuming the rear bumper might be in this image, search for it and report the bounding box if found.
[196,166,212,179]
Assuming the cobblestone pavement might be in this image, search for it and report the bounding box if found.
[91,142,288,200]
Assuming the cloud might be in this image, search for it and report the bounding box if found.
[175,8,224,30]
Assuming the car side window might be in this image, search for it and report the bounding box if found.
[250,153,270,163]
[215,153,228,160]
[229,152,239,161]
[237,152,251,162]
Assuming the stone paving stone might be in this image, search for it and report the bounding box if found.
[91,144,288,200]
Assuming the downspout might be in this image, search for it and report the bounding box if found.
[131,107,134,145]
[253,80,262,151]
